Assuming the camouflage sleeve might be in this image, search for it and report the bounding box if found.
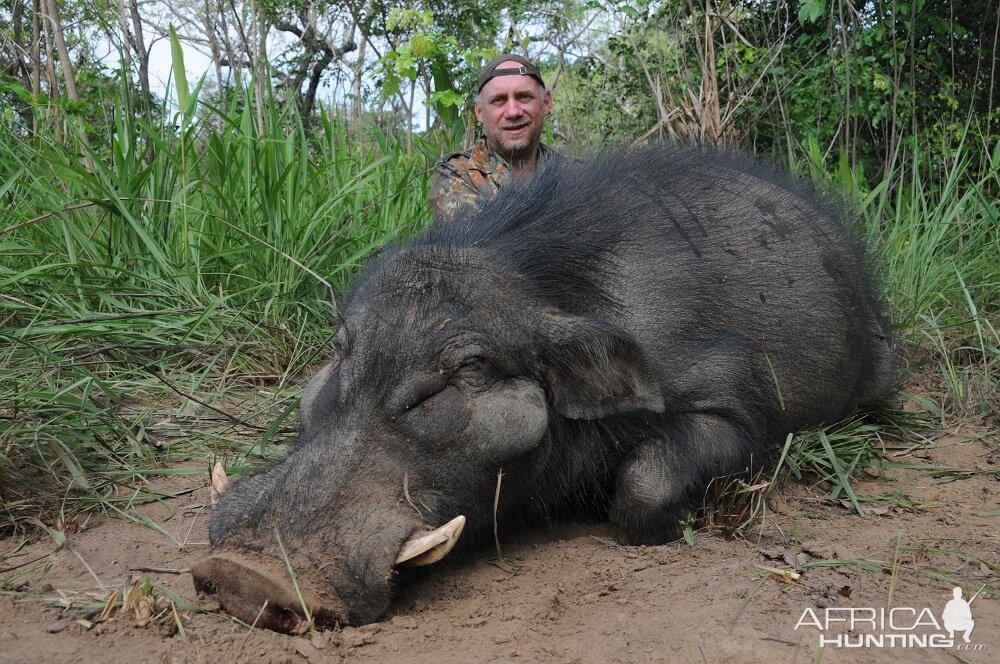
[428,159,482,224]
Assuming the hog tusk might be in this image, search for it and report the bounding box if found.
[210,462,231,507]
[394,515,466,567]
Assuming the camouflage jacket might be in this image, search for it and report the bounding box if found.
[428,139,560,223]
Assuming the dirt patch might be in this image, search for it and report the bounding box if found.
[1,434,997,664]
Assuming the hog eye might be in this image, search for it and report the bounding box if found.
[397,371,454,412]
[454,357,492,389]
[401,386,444,413]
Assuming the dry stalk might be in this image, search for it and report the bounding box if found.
[493,467,504,564]
[241,599,270,650]
[402,471,422,517]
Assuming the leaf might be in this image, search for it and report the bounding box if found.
[386,9,401,31]
[154,586,202,613]
[682,522,695,547]
[819,430,865,516]
[169,25,190,117]
[798,0,826,24]
[410,33,436,59]
[429,57,458,127]
[44,526,66,549]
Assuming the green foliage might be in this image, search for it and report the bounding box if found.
[1,0,134,141]
[379,9,461,111]
[872,141,1000,417]
[0,63,435,522]
[377,7,485,134]
[553,1,998,188]
[797,0,826,24]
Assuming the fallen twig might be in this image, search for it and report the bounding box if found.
[128,566,189,575]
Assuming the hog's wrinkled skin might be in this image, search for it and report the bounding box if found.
[196,145,897,630]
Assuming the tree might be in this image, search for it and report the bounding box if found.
[1,0,124,142]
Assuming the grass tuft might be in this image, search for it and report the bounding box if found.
[1,70,434,527]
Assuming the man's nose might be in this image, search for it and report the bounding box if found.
[503,100,524,118]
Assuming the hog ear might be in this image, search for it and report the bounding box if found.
[539,310,664,420]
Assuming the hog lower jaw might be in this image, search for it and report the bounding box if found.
[394,515,466,567]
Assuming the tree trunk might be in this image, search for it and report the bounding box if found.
[35,0,63,143]
[116,0,134,108]
[203,0,225,93]
[351,24,366,126]
[42,0,92,162]
[255,5,267,135]
[10,0,31,88]
[203,0,226,131]
[406,79,414,155]
[216,0,238,86]
[422,62,430,132]
[128,0,151,105]
[226,0,254,92]
[42,0,79,102]
[30,0,42,133]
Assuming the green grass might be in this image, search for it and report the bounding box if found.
[705,411,933,536]
[864,139,1000,419]
[0,72,436,527]
[802,541,999,599]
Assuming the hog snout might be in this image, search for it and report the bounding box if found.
[193,508,467,630]
[191,550,347,632]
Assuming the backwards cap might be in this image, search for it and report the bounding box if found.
[476,53,545,93]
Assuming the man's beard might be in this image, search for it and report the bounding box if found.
[490,124,542,164]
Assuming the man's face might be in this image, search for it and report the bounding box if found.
[475,63,552,162]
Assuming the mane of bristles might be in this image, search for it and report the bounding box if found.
[344,144,880,322]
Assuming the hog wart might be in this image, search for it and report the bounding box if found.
[194,144,898,631]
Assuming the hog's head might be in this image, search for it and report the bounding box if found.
[192,244,662,631]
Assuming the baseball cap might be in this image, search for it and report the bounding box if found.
[476,53,546,93]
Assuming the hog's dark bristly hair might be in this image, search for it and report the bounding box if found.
[421,150,636,315]
[357,145,888,329]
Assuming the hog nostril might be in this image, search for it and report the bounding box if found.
[264,604,304,633]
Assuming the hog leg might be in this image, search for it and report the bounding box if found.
[610,411,761,545]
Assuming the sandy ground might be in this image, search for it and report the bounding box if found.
[1,432,997,664]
